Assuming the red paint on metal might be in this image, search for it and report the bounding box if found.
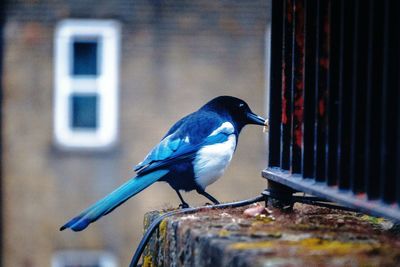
[319,58,329,69]
[296,80,304,90]
[293,0,305,149]
[356,193,367,200]
[294,1,305,53]
[319,98,325,117]
[294,94,304,148]
[282,0,293,126]
[294,95,304,115]
[294,127,303,147]
[281,61,288,124]
[286,0,293,23]
[282,95,288,124]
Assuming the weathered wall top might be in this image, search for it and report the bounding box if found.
[144,204,400,266]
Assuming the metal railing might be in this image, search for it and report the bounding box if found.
[263,0,400,222]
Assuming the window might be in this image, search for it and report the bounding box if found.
[52,250,118,267]
[54,20,120,150]
[71,94,98,129]
[72,39,99,76]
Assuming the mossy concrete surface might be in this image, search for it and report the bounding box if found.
[142,204,400,267]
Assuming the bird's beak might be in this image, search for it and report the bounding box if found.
[247,112,267,126]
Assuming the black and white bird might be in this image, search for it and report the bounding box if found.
[60,96,266,231]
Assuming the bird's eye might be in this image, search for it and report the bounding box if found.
[239,103,245,108]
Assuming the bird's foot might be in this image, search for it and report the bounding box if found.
[179,203,190,209]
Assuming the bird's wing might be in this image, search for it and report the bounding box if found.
[134,113,235,175]
[134,133,187,173]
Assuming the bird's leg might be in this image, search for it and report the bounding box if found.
[175,190,190,208]
[196,189,220,205]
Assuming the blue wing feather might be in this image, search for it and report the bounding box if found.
[134,134,185,172]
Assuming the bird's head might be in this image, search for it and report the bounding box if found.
[202,96,267,132]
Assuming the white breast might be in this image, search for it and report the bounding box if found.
[194,134,236,189]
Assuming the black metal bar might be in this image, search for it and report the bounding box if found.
[302,0,317,179]
[268,0,284,168]
[337,0,355,190]
[397,1,400,207]
[314,0,330,183]
[281,0,294,170]
[379,0,390,203]
[263,189,359,212]
[365,0,384,200]
[349,0,368,195]
[326,0,340,186]
[263,169,400,222]
[291,0,305,174]
[380,0,399,204]
[348,0,358,194]
[266,180,295,209]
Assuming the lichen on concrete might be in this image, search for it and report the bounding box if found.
[142,203,400,267]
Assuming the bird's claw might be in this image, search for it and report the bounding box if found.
[179,203,190,209]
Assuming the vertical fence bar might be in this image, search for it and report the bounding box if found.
[379,0,390,203]
[302,0,317,179]
[349,0,368,194]
[291,0,305,174]
[314,0,330,183]
[337,0,355,190]
[281,0,294,171]
[268,0,284,168]
[326,0,340,186]
[348,1,358,193]
[380,0,398,204]
[398,26,400,207]
[398,94,400,206]
[365,0,384,200]
[395,0,400,207]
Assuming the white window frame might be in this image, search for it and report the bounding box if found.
[52,250,118,267]
[54,19,120,150]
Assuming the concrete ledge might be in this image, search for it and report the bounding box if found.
[142,203,400,267]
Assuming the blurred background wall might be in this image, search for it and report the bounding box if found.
[2,0,270,266]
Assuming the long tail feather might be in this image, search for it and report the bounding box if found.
[60,169,169,231]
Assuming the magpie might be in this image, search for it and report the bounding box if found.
[60,96,266,231]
